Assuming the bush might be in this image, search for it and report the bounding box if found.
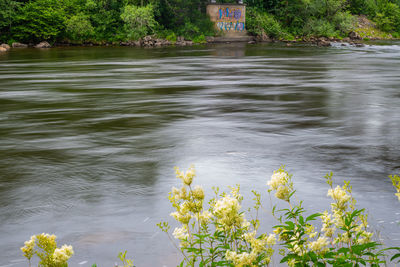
[246,8,284,39]
[374,2,400,33]
[0,0,20,42]
[120,4,158,40]
[303,19,338,37]
[13,0,66,43]
[333,11,357,35]
[65,13,94,42]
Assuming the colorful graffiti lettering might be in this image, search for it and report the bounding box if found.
[218,8,242,20]
[216,21,245,32]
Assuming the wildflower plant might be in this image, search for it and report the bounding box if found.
[158,165,276,266]
[268,168,389,266]
[21,233,73,267]
[161,165,399,266]
[390,174,400,201]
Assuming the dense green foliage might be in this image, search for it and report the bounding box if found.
[0,0,399,44]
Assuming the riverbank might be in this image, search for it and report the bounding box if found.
[0,35,393,53]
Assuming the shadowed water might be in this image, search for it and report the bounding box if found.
[0,42,400,266]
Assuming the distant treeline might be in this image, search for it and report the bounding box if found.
[0,0,399,44]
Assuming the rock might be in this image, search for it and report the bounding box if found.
[286,43,292,46]
[355,43,365,47]
[349,31,362,40]
[317,40,331,47]
[35,41,51,48]
[12,42,28,48]
[342,37,351,42]
[177,36,185,43]
[256,32,271,42]
[206,36,215,43]
[1,43,10,51]
[248,40,256,44]
[0,47,7,52]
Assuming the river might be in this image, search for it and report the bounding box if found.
[0,42,399,266]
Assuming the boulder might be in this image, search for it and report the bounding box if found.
[12,42,28,48]
[317,40,331,47]
[0,47,7,52]
[342,37,351,42]
[1,43,10,51]
[35,41,51,48]
[177,36,185,43]
[206,36,215,43]
[256,32,271,42]
[349,31,362,40]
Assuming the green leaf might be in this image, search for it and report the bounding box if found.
[285,221,295,230]
[299,216,304,225]
[306,213,322,222]
[391,253,400,262]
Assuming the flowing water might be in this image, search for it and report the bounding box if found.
[0,42,400,266]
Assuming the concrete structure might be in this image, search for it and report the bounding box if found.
[206,3,247,38]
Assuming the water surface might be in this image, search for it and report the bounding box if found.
[1,42,400,266]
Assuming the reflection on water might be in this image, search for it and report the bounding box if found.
[0,42,400,266]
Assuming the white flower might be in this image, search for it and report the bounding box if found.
[53,245,74,263]
[327,185,351,210]
[266,234,276,246]
[267,171,288,191]
[308,237,329,253]
[198,210,213,224]
[172,226,189,240]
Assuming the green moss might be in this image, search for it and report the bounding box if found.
[355,26,392,39]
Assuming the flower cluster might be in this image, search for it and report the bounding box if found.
[21,235,36,260]
[213,194,245,230]
[266,167,293,201]
[53,245,74,264]
[21,233,74,267]
[390,174,400,201]
[162,166,275,266]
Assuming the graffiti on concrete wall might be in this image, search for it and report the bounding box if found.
[218,7,242,20]
[217,7,244,32]
[206,4,246,33]
[216,21,245,32]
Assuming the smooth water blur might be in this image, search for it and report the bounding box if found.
[0,42,400,266]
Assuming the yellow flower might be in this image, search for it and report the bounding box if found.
[172,226,189,240]
[225,250,256,267]
[266,234,276,246]
[308,237,329,254]
[175,166,196,186]
[170,211,191,224]
[213,195,243,229]
[198,210,213,224]
[327,185,351,210]
[275,185,290,201]
[192,185,205,200]
[21,235,36,260]
[267,171,288,191]
[53,245,74,264]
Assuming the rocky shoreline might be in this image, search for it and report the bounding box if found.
[0,32,396,53]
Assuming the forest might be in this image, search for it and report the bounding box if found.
[0,0,399,45]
